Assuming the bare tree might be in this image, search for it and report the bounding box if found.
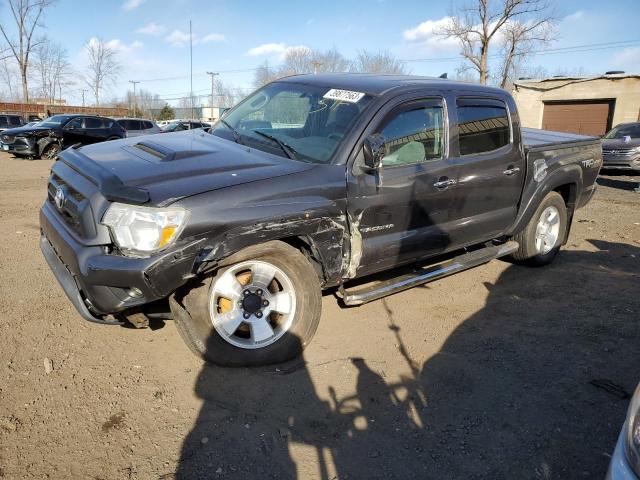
[350,50,409,74]
[435,0,557,85]
[33,38,71,103]
[84,37,120,106]
[496,17,555,88]
[0,57,20,100]
[0,0,55,102]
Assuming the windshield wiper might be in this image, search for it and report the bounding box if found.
[251,130,298,160]
[220,119,243,144]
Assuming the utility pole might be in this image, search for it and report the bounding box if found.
[81,89,87,108]
[129,80,140,117]
[206,71,218,120]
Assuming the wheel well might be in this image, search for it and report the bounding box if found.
[553,183,576,212]
[279,236,326,284]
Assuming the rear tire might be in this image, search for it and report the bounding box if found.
[511,191,567,266]
[171,241,322,367]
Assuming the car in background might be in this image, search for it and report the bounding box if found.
[160,120,210,133]
[0,114,125,159]
[607,382,640,479]
[602,122,640,172]
[114,118,162,137]
[0,114,24,132]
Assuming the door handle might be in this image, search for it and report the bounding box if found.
[433,178,456,189]
[503,166,521,176]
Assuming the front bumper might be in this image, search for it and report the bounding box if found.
[40,200,203,319]
[602,154,640,171]
[1,138,37,156]
[607,425,639,480]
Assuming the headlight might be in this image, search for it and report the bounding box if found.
[625,383,640,476]
[102,202,188,257]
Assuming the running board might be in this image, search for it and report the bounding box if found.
[341,241,519,306]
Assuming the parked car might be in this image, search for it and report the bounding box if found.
[0,114,125,159]
[607,382,640,479]
[160,120,210,132]
[39,74,601,366]
[0,114,24,132]
[114,118,162,137]
[602,122,640,172]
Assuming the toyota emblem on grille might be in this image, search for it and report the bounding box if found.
[54,186,66,210]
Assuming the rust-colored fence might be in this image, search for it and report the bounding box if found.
[0,102,129,118]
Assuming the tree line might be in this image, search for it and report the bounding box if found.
[1,0,563,116]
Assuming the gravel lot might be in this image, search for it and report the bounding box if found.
[0,151,638,479]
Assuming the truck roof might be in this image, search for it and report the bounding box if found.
[276,73,508,96]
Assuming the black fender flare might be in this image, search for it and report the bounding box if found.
[508,163,583,239]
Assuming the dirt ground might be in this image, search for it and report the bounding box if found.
[0,151,638,480]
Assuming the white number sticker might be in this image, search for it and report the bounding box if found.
[323,89,365,103]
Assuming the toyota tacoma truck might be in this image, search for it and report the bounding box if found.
[39,74,602,366]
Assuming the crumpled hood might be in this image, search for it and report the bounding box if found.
[602,138,640,149]
[71,130,316,205]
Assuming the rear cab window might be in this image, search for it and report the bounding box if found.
[456,97,511,155]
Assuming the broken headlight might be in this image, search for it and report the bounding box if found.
[102,203,189,257]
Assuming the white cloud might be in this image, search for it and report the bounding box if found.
[165,30,225,47]
[165,29,192,47]
[105,38,143,53]
[402,16,460,55]
[247,42,287,56]
[122,0,145,11]
[136,22,166,36]
[201,33,226,43]
[564,10,585,22]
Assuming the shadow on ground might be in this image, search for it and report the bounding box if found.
[176,240,640,479]
[597,176,640,191]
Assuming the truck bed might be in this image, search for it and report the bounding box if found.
[522,127,601,153]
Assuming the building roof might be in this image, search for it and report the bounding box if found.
[277,73,508,96]
[514,72,640,89]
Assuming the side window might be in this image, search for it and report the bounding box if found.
[9,116,22,126]
[0,116,8,128]
[65,118,83,129]
[457,100,510,155]
[143,121,153,129]
[84,117,102,129]
[380,102,445,167]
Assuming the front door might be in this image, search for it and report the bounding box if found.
[346,97,458,278]
[446,96,525,249]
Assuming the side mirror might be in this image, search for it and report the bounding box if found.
[363,133,386,171]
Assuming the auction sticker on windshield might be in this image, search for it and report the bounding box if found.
[323,89,365,103]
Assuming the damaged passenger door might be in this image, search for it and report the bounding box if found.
[346,96,457,278]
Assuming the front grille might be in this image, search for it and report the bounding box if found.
[1,134,15,144]
[602,148,636,158]
[47,173,97,238]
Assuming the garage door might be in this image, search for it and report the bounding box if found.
[542,100,614,136]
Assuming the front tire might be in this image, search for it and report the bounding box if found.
[511,191,567,266]
[171,241,322,366]
[41,143,61,160]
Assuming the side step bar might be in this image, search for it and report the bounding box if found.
[340,241,519,306]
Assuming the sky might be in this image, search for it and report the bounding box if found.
[17,0,640,106]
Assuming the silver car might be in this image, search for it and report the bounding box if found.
[114,118,162,138]
[602,123,640,172]
[607,382,640,479]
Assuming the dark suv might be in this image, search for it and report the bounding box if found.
[0,114,125,159]
[160,120,210,133]
[0,114,24,132]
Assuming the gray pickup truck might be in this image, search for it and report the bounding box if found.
[39,74,602,366]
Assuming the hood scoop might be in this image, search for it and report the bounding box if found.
[131,141,211,162]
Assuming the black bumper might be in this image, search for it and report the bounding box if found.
[40,201,203,319]
[1,140,37,156]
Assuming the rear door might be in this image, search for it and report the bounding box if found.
[447,96,525,248]
[347,95,457,277]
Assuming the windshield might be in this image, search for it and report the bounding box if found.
[604,123,640,139]
[162,122,182,132]
[39,115,71,128]
[212,82,373,163]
